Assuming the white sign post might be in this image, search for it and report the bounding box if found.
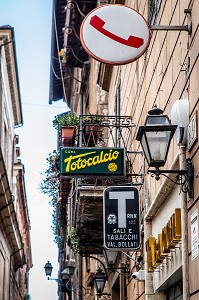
[191,209,199,260]
[80,4,150,65]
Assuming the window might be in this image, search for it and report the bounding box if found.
[148,0,162,25]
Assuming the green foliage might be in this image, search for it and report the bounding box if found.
[39,150,60,199]
[24,295,31,300]
[69,227,79,256]
[52,201,67,251]
[53,112,79,130]
[39,151,66,251]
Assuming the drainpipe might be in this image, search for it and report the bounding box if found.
[179,145,189,300]
[9,247,24,300]
[144,220,154,300]
[0,43,2,136]
[78,256,83,300]
[120,263,126,300]
[79,94,83,147]
[144,146,190,299]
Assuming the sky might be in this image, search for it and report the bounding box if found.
[1,1,68,299]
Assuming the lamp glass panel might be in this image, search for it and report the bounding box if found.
[62,273,70,280]
[94,270,106,294]
[146,115,170,126]
[68,265,75,276]
[106,251,118,266]
[94,277,106,294]
[103,249,118,266]
[145,130,171,162]
[63,265,75,276]
[44,261,53,276]
[140,134,150,164]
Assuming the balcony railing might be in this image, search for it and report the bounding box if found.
[58,114,144,196]
[79,114,134,149]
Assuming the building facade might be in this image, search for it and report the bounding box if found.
[49,0,199,299]
[0,26,32,300]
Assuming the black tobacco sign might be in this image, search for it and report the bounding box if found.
[103,186,140,250]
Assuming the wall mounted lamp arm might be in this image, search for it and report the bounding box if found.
[121,251,136,262]
[47,277,59,282]
[83,255,108,278]
[148,158,194,198]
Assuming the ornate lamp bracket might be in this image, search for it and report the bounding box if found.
[148,158,194,198]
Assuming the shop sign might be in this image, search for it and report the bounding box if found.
[80,4,150,65]
[191,209,199,260]
[60,147,125,176]
[103,186,140,250]
[146,209,181,272]
[187,111,198,151]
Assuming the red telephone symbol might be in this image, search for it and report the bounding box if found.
[90,15,144,48]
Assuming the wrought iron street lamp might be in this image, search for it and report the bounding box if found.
[94,268,107,296]
[44,261,53,278]
[62,260,75,277]
[136,106,194,197]
[83,254,111,296]
[44,261,59,282]
[136,106,177,169]
[103,248,118,268]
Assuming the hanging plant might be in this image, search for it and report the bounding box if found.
[39,150,60,199]
[39,151,66,251]
[69,227,79,256]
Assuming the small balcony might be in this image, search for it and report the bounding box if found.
[58,114,139,253]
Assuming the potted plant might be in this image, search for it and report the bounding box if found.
[82,114,101,147]
[53,112,79,147]
[58,48,67,64]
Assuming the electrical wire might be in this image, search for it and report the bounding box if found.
[22,102,67,108]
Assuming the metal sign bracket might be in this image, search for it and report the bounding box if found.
[150,8,192,36]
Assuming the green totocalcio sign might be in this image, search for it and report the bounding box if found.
[60,147,125,176]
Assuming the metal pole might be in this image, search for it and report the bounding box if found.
[179,146,189,300]
[0,43,3,139]
[144,220,154,300]
[78,256,83,300]
[120,263,125,300]
[150,25,189,31]
[150,24,192,36]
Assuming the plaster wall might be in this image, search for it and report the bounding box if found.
[0,233,10,300]
[87,0,199,298]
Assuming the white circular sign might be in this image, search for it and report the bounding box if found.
[80,4,150,65]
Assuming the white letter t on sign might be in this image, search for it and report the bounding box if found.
[109,191,134,228]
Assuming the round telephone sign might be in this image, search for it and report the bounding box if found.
[80,4,150,65]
